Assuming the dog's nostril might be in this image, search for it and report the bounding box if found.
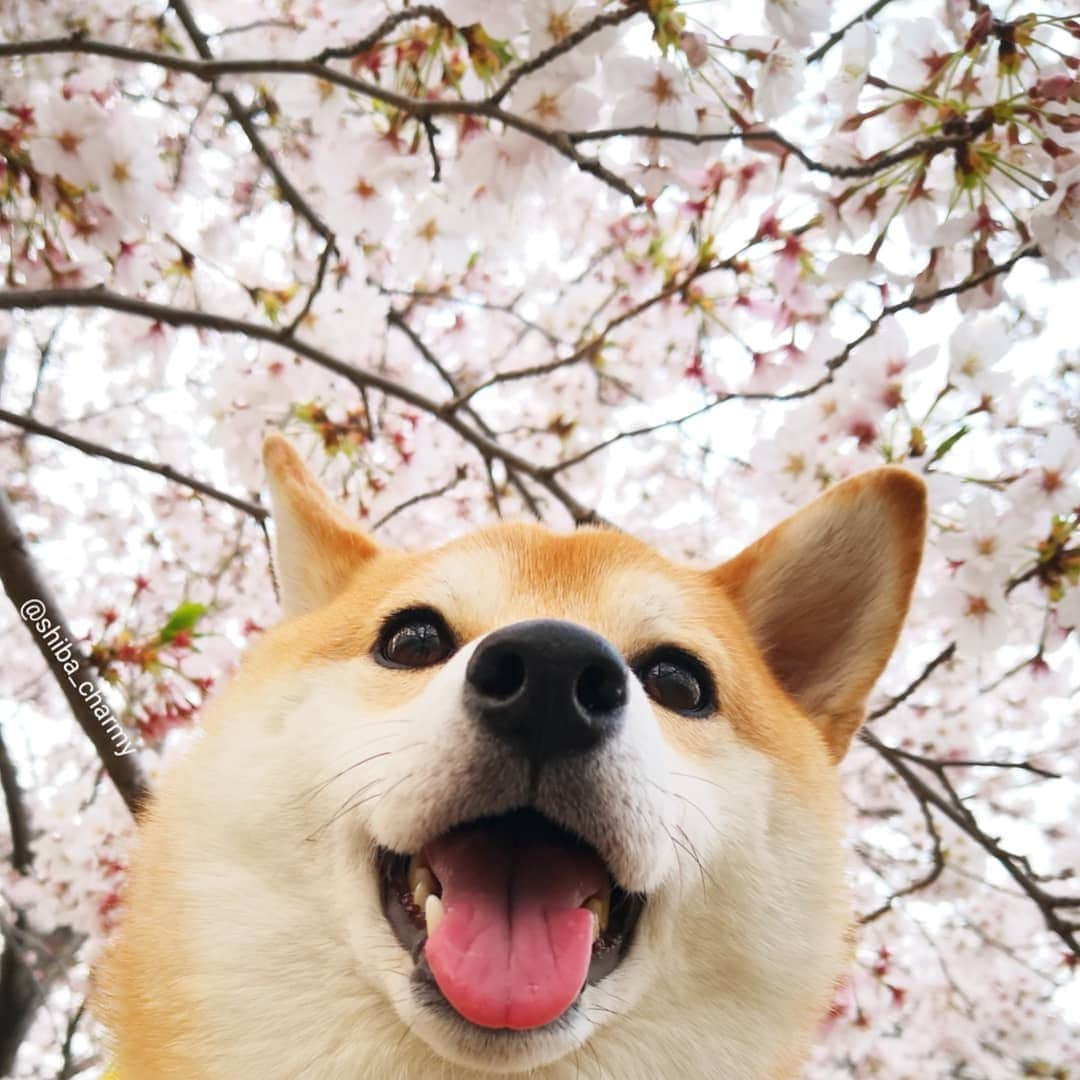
[575,663,626,716]
[471,647,526,701]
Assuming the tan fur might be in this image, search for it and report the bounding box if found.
[94,437,925,1079]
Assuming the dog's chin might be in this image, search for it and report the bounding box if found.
[394,978,597,1074]
[370,807,646,1072]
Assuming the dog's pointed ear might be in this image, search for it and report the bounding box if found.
[262,435,378,618]
[711,468,926,761]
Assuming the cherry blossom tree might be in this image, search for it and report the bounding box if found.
[0,0,1078,1075]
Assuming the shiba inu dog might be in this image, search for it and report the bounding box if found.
[95,435,925,1079]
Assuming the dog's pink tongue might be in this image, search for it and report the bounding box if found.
[424,823,606,1031]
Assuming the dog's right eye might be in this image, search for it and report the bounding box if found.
[376,609,455,669]
[634,648,715,717]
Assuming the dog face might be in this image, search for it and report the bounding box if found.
[96,437,924,1080]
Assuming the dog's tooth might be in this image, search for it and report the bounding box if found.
[410,867,436,909]
[589,908,601,942]
[584,893,609,935]
[425,894,445,937]
[407,857,433,891]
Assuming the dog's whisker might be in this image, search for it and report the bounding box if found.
[648,779,721,837]
[674,823,718,899]
[299,738,428,803]
[298,750,395,802]
[670,770,730,793]
[305,778,384,841]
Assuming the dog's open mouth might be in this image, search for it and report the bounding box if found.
[378,808,644,1032]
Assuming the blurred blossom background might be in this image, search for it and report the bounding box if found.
[0,0,1078,1075]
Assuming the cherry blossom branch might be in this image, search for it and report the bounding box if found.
[854,640,1069,930]
[1,30,970,191]
[861,726,1079,955]
[0,36,641,202]
[0,22,999,196]
[545,247,1038,474]
[0,289,602,525]
[164,2,336,247]
[0,243,1034,520]
[0,408,268,522]
[0,490,149,815]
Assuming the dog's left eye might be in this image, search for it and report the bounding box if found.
[635,650,714,716]
[377,609,455,669]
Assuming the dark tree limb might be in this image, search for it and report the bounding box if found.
[0,728,30,873]
[0,489,149,816]
[0,910,81,1078]
[0,727,37,1075]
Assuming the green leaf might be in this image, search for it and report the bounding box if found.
[158,601,207,644]
[926,425,970,468]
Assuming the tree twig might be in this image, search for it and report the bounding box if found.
[806,0,901,64]
[489,2,646,106]
[314,5,453,63]
[370,465,468,530]
[0,408,267,522]
[859,799,945,924]
[867,643,957,720]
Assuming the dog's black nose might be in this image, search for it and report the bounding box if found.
[465,619,627,764]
